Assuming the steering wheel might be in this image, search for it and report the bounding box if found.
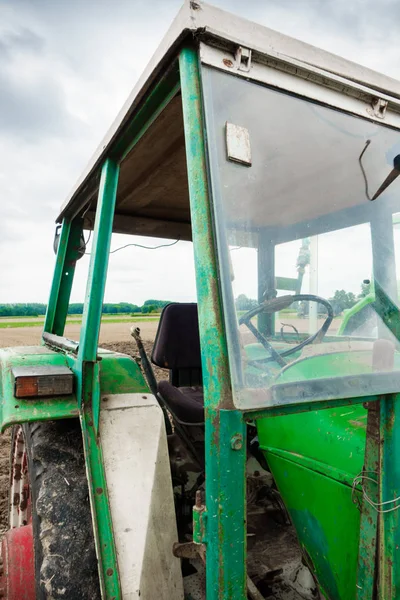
[239,294,334,366]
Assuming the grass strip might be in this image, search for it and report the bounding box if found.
[0,317,160,329]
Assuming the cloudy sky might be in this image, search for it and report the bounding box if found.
[1,0,400,306]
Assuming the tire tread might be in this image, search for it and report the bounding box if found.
[22,420,100,600]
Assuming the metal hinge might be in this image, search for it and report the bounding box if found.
[367,97,388,120]
[235,46,252,72]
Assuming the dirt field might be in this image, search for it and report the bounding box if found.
[0,320,159,349]
[0,315,338,349]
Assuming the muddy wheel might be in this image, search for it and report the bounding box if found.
[9,420,101,600]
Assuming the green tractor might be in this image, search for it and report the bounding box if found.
[2,2,400,599]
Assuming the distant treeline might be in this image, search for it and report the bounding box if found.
[0,300,171,318]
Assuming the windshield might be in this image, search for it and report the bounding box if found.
[202,65,400,409]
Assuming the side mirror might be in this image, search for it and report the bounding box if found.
[53,225,86,260]
[53,225,62,255]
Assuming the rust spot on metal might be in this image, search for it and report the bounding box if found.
[20,490,28,511]
[207,408,220,448]
[223,58,234,68]
[349,419,365,428]
[385,563,393,599]
[231,433,243,450]
[13,464,21,481]
[96,487,103,495]
[106,568,114,576]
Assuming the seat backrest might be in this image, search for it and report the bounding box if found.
[151,303,202,387]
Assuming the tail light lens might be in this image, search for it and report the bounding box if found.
[12,366,73,399]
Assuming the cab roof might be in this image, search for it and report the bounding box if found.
[57,1,400,240]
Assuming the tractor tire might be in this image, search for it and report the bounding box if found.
[13,420,101,600]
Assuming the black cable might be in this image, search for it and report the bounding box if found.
[109,238,180,254]
[359,139,372,200]
[85,237,180,256]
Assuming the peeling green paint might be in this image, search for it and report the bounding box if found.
[75,158,122,599]
[379,394,400,598]
[180,46,247,599]
[356,402,380,599]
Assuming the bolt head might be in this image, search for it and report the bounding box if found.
[231,434,243,450]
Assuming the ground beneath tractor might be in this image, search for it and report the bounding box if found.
[0,332,315,599]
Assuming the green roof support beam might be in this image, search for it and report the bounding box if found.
[76,158,121,600]
[78,158,119,365]
[43,217,83,336]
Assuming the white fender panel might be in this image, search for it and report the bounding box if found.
[99,393,184,599]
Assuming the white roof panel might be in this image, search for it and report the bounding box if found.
[58,1,400,222]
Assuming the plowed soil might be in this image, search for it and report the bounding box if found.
[0,320,159,348]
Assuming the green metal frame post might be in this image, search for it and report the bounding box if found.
[379,393,400,598]
[44,217,83,335]
[258,233,275,336]
[180,46,247,600]
[356,400,380,599]
[77,158,121,600]
[356,392,400,599]
[79,160,119,365]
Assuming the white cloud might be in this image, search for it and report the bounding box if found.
[1,0,399,306]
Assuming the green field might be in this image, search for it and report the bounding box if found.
[0,314,160,329]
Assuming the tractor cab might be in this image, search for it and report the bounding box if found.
[2,2,400,599]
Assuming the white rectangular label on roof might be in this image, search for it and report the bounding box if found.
[226,122,252,166]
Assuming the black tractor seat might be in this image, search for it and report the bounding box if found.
[152,303,204,424]
[158,381,204,423]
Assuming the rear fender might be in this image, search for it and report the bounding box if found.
[0,345,149,430]
[0,346,79,431]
